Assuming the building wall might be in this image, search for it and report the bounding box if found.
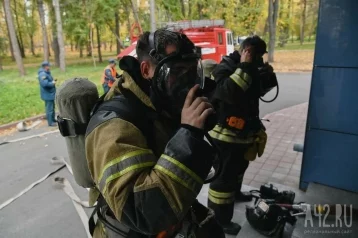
[301,0,358,193]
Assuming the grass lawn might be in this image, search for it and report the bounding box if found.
[0,62,110,125]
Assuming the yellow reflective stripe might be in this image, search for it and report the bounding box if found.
[161,154,203,184]
[230,68,251,91]
[102,162,155,194]
[98,149,153,183]
[233,68,252,85]
[209,130,254,144]
[235,68,251,84]
[212,125,238,137]
[208,194,235,204]
[154,165,197,193]
[209,189,235,199]
[230,74,249,91]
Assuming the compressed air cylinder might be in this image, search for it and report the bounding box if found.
[56,78,99,188]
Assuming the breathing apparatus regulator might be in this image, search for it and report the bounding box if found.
[245,183,301,237]
[148,30,220,183]
[258,62,279,103]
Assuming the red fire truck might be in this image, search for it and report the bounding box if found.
[117,20,235,63]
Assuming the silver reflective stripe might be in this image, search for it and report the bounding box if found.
[229,68,252,91]
[154,155,203,194]
[99,152,156,192]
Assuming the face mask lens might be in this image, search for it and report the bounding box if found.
[162,59,204,93]
[153,55,204,115]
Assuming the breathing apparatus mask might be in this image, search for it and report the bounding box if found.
[148,31,205,118]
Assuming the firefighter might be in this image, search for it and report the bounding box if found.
[85,29,225,238]
[101,59,120,93]
[207,36,273,235]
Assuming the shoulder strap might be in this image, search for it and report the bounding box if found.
[98,96,149,134]
[90,92,156,151]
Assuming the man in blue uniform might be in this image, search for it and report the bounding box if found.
[38,61,57,127]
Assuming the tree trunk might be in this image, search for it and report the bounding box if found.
[71,41,73,51]
[268,0,279,62]
[3,3,15,61]
[300,0,307,45]
[90,25,96,67]
[109,40,113,52]
[50,3,60,68]
[24,0,36,57]
[180,0,185,18]
[290,0,294,42]
[79,44,83,58]
[125,4,131,34]
[47,34,52,57]
[3,0,26,76]
[4,8,15,61]
[197,3,204,20]
[16,35,25,59]
[130,0,140,24]
[13,0,26,58]
[37,0,50,61]
[285,0,292,38]
[263,16,269,36]
[52,0,66,71]
[96,25,103,63]
[104,42,107,51]
[87,30,92,57]
[188,0,192,18]
[52,36,60,66]
[115,12,121,54]
[30,35,36,56]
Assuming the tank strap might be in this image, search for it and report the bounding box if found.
[57,116,87,137]
[89,195,130,237]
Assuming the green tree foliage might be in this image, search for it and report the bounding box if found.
[0,0,319,62]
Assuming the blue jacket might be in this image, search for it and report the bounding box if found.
[38,68,56,101]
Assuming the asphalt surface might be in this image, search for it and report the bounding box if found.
[259,72,312,117]
[0,73,311,238]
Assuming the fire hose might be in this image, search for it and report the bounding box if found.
[0,155,93,238]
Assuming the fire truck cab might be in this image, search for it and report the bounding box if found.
[117,20,235,63]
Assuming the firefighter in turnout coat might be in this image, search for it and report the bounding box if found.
[207,36,272,235]
[85,29,225,238]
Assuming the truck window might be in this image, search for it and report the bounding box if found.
[218,33,223,45]
[227,32,233,45]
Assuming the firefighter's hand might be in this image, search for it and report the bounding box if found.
[181,84,215,130]
[241,49,252,63]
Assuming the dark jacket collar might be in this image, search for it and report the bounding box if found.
[119,56,151,96]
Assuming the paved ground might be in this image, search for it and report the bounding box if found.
[0,73,312,237]
[259,72,311,117]
[244,103,307,189]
